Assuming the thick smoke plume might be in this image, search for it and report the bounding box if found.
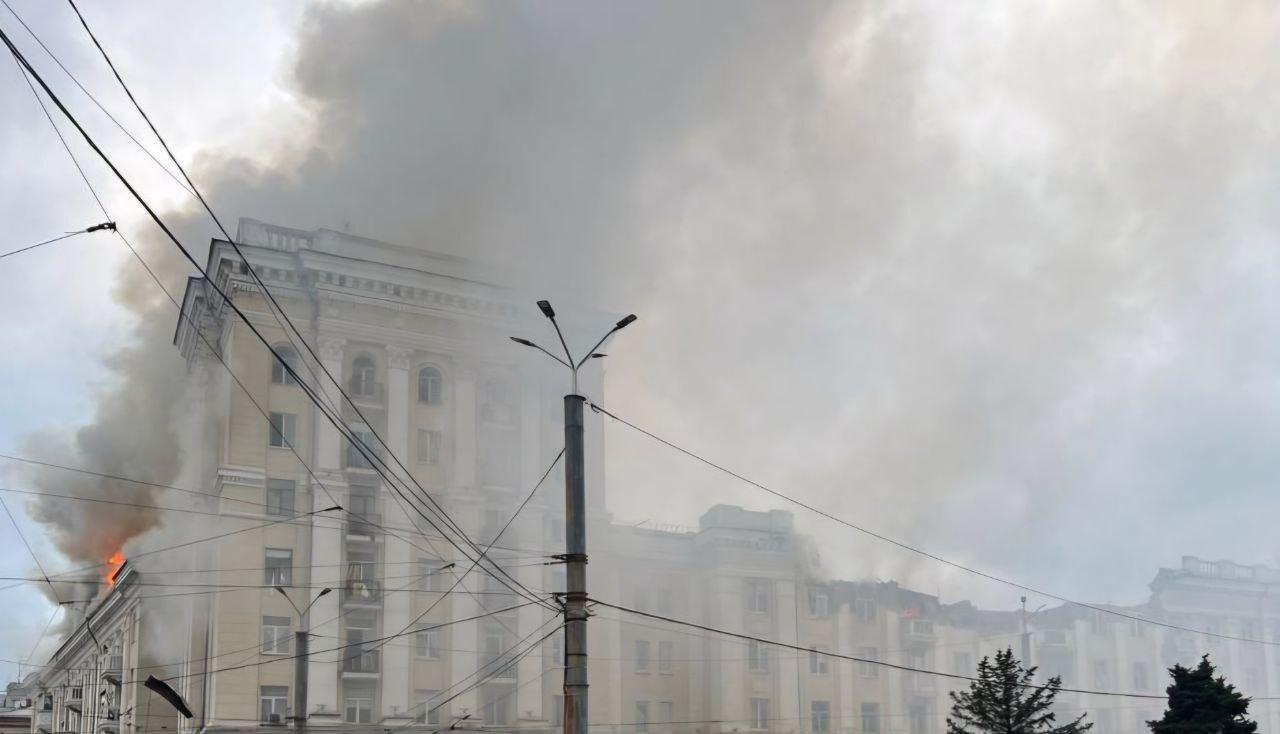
[19,1,1280,613]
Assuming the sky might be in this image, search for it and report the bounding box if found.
[3,0,1280,685]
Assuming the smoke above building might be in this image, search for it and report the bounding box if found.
[12,0,1280,615]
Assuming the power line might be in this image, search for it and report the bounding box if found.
[589,598,1192,702]
[61,0,542,610]
[6,14,541,614]
[0,223,113,260]
[0,494,60,603]
[0,0,194,197]
[590,401,1280,649]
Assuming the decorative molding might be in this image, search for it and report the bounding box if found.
[386,345,414,371]
[318,337,347,362]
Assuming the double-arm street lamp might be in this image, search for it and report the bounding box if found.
[274,586,331,733]
[510,300,636,734]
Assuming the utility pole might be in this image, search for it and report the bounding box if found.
[276,586,330,733]
[563,393,588,734]
[1020,596,1030,667]
[510,301,637,734]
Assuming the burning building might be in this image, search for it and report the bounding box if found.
[27,219,1280,734]
[30,562,182,734]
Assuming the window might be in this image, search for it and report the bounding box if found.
[810,701,830,734]
[857,647,879,678]
[635,587,651,612]
[414,690,440,725]
[345,688,374,724]
[860,703,880,734]
[748,640,770,673]
[550,696,563,726]
[750,698,770,729]
[265,479,295,517]
[1093,660,1111,688]
[1129,618,1146,638]
[417,429,442,465]
[418,366,444,404]
[658,641,673,674]
[349,355,377,397]
[1090,611,1108,636]
[657,702,673,726]
[260,686,288,724]
[908,619,934,636]
[268,412,295,448]
[416,628,442,659]
[808,588,830,617]
[265,548,292,586]
[271,346,299,385]
[417,559,446,592]
[746,579,770,613]
[262,616,291,655]
[1133,662,1150,691]
[635,640,651,672]
[908,704,927,734]
[809,645,829,675]
[635,701,650,733]
[854,597,876,623]
[550,636,564,667]
[481,686,511,724]
[953,652,972,675]
[346,426,377,469]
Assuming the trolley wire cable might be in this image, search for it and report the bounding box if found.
[590,401,1280,649]
[62,0,542,609]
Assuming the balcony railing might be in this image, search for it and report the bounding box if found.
[343,578,383,606]
[341,647,381,675]
[903,619,936,639]
[347,382,386,405]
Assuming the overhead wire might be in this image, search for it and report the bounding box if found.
[0,0,194,197]
[61,0,547,609]
[3,26,552,626]
[0,223,113,260]
[6,11,546,616]
[590,401,1280,649]
[588,599,1238,702]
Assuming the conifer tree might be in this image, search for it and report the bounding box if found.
[946,647,1092,734]
[1148,655,1257,733]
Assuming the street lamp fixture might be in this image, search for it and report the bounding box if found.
[510,300,637,393]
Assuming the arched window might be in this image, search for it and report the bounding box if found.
[418,365,444,404]
[349,355,377,397]
[271,345,300,385]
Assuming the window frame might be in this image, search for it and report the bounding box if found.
[268,412,296,448]
[262,616,292,655]
[417,365,444,405]
[265,479,296,517]
[260,686,289,724]
[265,548,293,586]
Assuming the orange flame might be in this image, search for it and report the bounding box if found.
[105,551,125,587]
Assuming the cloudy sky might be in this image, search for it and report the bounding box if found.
[4,0,1280,683]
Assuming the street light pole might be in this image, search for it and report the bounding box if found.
[276,586,330,733]
[511,301,636,734]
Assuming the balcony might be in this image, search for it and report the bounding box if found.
[902,619,936,640]
[346,382,386,408]
[341,648,381,677]
[101,655,122,684]
[1039,629,1069,647]
[343,578,383,607]
[345,514,383,539]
